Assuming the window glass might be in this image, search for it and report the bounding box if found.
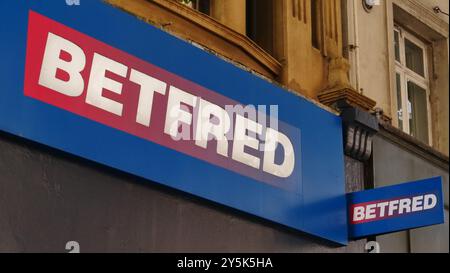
[196,0,210,15]
[405,38,424,77]
[393,26,430,144]
[407,81,429,143]
[394,30,400,62]
[178,0,210,15]
[396,73,403,130]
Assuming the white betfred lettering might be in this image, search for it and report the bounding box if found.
[129,69,167,127]
[388,200,399,216]
[262,128,295,178]
[232,115,263,169]
[86,53,127,116]
[37,33,298,178]
[164,86,197,139]
[195,98,231,157]
[365,203,377,220]
[412,196,424,212]
[353,206,365,222]
[398,198,411,214]
[423,194,437,210]
[352,194,439,222]
[377,201,389,217]
[38,32,86,96]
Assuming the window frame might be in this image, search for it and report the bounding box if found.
[181,0,210,16]
[393,25,432,145]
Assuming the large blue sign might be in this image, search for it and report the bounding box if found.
[0,1,347,244]
[347,177,445,239]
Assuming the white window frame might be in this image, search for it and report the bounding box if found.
[393,25,432,145]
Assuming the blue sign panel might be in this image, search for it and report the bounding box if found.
[347,177,445,239]
[0,1,347,244]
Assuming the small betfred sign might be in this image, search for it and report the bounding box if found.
[347,177,445,239]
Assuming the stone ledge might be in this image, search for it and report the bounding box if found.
[317,87,377,112]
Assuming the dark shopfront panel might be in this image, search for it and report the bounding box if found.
[372,128,449,253]
[0,132,366,252]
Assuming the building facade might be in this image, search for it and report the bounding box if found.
[344,0,449,253]
[0,0,448,252]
